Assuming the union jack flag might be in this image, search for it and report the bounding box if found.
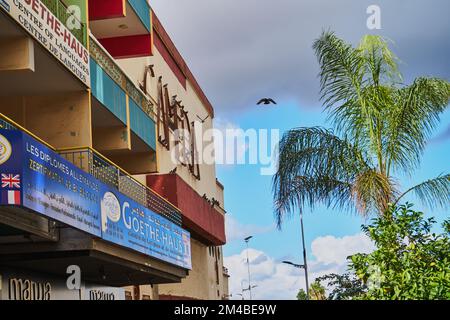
[1,174,20,189]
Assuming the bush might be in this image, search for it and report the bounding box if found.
[350,204,450,300]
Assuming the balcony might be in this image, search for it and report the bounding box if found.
[0,4,88,96]
[147,174,226,245]
[88,0,152,58]
[89,35,155,120]
[89,35,158,173]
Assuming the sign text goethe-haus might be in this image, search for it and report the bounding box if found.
[0,0,90,86]
[0,129,192,270]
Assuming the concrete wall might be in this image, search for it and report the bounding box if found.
[158,238,227,300]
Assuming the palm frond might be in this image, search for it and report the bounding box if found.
[274,175,353,229]
[385,78,450,173]
[313,32,400,162]
[394,174,450,209]
[273,127,371,227]
[313,31,364,111]
[351,169,398,216]
[358,35,402,85]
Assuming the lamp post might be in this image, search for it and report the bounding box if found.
[282,209,310,299]
[244,236,253,300]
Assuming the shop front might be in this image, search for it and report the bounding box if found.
[0,267,125,300]
[0,127,192,297]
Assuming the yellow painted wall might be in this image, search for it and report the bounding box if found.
[0,37,34,72]
[0,91,91,148]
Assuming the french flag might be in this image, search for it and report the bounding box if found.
[1,190,21,205]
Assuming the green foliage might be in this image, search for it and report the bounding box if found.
[296,289,308,300]
[315,273,367,300]
[349,204,450,300]
[309,281,327,300]
[296,282,327,300]
[273,31,450,225]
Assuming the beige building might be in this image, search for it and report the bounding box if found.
[0,0,228,300]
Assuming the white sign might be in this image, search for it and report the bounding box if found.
[0,0,90,86]
[82,285,126,300]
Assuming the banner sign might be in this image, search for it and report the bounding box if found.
[0,129,192,269]
[0,0,90,87]
[101,189,192,269]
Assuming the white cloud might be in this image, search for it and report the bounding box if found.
[225,214,274,242]
[311,233,375,265]
[224,232,374,300]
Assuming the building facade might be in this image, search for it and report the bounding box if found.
[0,0,228,300]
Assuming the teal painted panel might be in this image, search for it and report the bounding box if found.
[90,59,127,124]
[129,98,156,150]
[128,0,151,32]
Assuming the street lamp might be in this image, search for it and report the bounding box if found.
[236,293,244,300]
[244,285,258,292]
[282,208,310,299]
[282,261,304,269]
[244,236,253,300]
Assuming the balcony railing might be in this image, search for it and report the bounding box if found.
[41,0,87,47]
[58,147,182,226]
[89,35,155,119]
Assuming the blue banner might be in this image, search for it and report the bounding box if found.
[0,129,191,269]
[101,189,192,269]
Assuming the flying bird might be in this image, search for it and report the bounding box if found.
[257,98,277,105]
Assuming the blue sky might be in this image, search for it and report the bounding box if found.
[217,99,449,300]
[218,101,450,259]
[151,0,450,299]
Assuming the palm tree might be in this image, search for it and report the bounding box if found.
[273,31,450,226]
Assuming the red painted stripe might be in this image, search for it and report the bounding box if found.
[88,0,125,21]
[147,174,226,245]
[153,31,187,89]
[99,34,152,59]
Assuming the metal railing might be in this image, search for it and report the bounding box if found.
[58,147,182,226]
[89,35,155,119]
[41,0,87,47]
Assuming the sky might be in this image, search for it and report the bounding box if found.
[150,0,450,299]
